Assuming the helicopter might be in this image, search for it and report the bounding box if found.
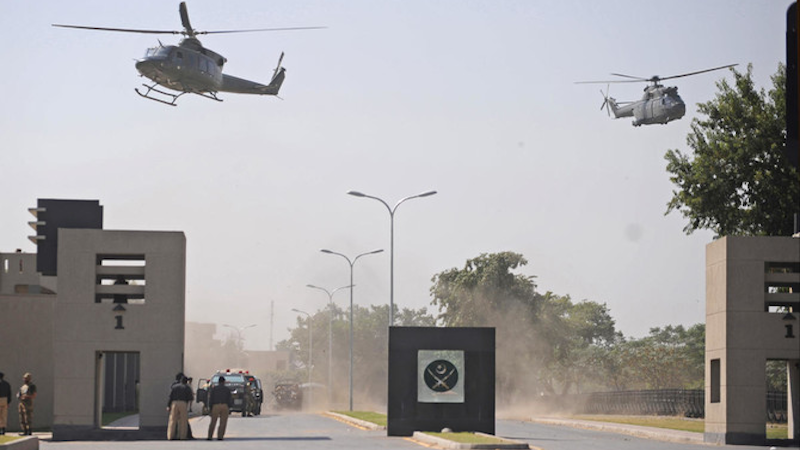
[53,2,324,106]
[576,64,737,126]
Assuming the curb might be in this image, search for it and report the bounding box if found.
[0,436,38,450]
[412,431,529,449]
[529,417,706,445]
[323,411,385,430]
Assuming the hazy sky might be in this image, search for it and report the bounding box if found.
[0,1,790,350]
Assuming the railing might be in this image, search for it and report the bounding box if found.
[539,389,788,422]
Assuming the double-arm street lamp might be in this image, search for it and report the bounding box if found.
[320,248,383,411]
[291,308,313,409]
[306,283,353,406]
[346,190,437,326]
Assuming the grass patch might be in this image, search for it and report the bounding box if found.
[573,415,704,433]
[424,432,510,444]
[767,423,788,440]
[0,435,25,444]
[332,411,387,427]
[574,415,789,439]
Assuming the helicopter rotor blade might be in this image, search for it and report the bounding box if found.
[655,64,738,82]
[609,73,649,81]
[179,2,195,37]
[576,79,645,85]
[199,26,327,35]
[52,24,182,35]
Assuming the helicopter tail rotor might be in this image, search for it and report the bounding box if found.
[600,85,611,116]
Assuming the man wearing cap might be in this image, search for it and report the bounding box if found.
[0,372,11,435]
[16,373,36,436]
[207,376,232,440]
[167,373,193,440]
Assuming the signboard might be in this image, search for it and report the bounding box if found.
[418,350,464,403]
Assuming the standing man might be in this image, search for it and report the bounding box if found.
[207,376,232,441]
[167,374,193,440]
[0,372,11,435]
[16,373,36,436]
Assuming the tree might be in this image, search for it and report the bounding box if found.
[430,252,543,403]
[535,293,622,394]
[278,303,435,406]
[616,324,705,390]
[430,252,539,327]
[665,64,799,236]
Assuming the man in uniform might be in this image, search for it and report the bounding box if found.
[16,373,36,436]
[207,376,232,440]
[167,374,193,440]
[244,380,255,417]
[0,372,11,435]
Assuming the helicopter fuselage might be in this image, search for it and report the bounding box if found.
[135,39,225,94]
[133,37,286,102]
[606,85,686,126]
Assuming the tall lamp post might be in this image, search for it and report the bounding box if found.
[320,248,383,411]
[222,323,257,366]
[291,308,313,410]
[306,283,353,407]
[346,189,437,325]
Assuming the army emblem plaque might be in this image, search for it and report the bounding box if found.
[418,350,464,403]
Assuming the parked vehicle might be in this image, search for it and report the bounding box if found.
[196,369,261,414]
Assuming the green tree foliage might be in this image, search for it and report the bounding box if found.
[277,303,435,406]
[430,252,539,327]
[430,252,543,403]
[615,324,705,390]
[536,293,622,394]
[665,64,799,236]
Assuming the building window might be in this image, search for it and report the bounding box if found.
[710,359,721,403]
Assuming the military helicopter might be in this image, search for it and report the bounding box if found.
[53,2,324,106]
[576,64,737,126]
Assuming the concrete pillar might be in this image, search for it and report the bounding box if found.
[790,360,800,441]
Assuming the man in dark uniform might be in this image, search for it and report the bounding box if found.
[207,377,233,440]
[167,374,193,440]
[0,372,11,435]
[16,373,36,436]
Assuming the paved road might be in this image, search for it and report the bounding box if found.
[37,413,780,450]
[40,413,421,450]
[497,419,771,450]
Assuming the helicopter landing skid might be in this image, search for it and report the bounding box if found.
[135,83,184,106]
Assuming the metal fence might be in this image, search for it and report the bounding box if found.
[541,389,788,422]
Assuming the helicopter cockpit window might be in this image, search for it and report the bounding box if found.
[144,47,170,59]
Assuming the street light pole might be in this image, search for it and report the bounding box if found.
[346,190,437,325]
[306,283,353,407]
[222,323,257,366]
[291,308,313,410]
[320,248,383,411]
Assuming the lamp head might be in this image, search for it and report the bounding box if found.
[347,190,366,197]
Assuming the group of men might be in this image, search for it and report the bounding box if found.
[168,372,233,441]
[0,372,37,436]
[0,370,237,440]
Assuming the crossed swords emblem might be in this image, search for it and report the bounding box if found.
[426,361,457,391]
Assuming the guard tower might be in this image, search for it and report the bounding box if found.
[52,228,186,440]
[705,236,800,445]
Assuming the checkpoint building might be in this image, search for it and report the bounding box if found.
[0,199,186,440]
[705,236,800,445]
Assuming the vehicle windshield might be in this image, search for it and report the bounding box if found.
[212,373,245,384]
